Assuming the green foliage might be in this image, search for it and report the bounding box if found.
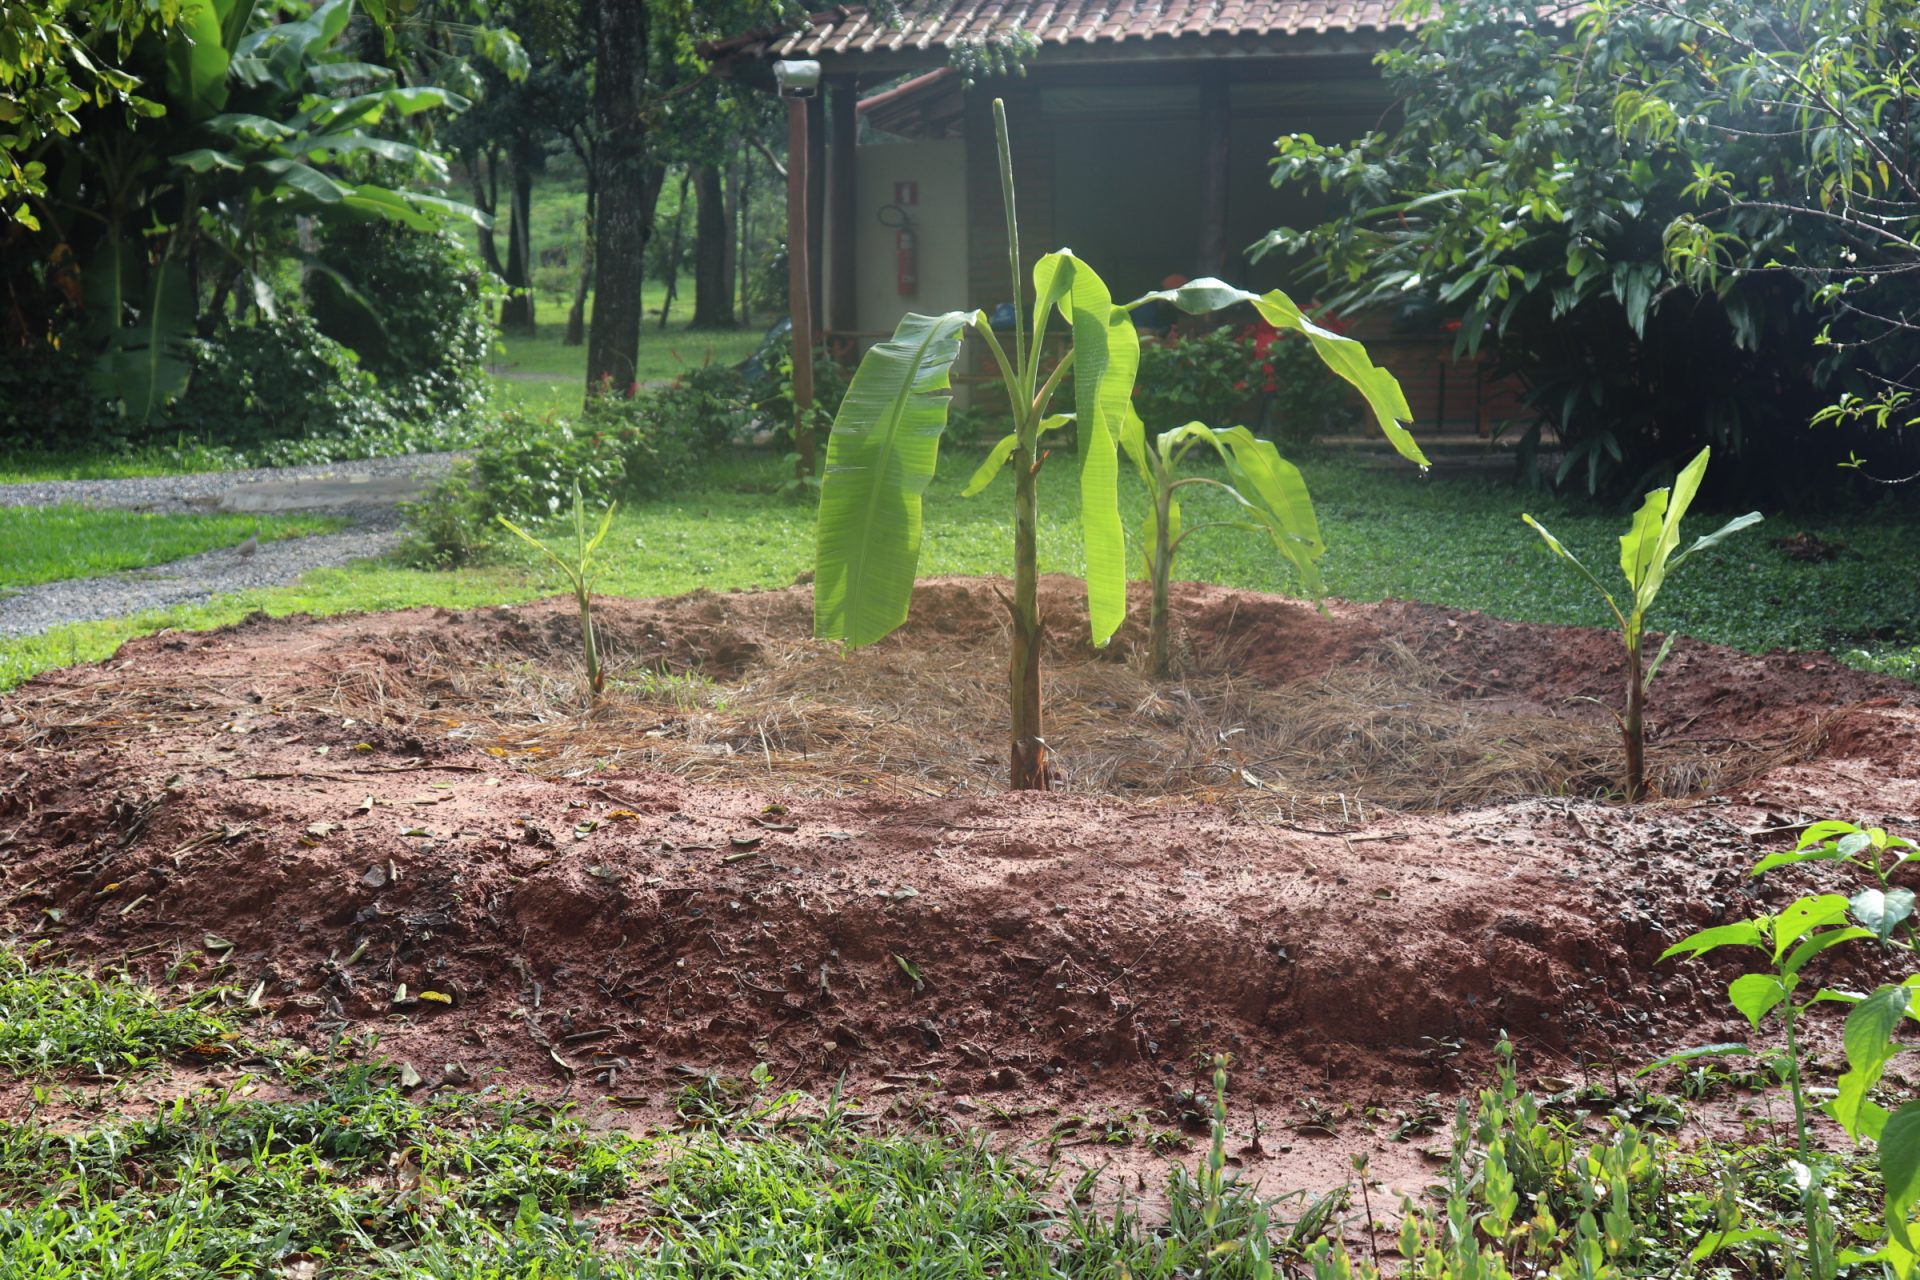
[0,944,240,1075]
[8,0,481,434]
[0,0,182,222]
[1263,0,1918,496]
[1523,446,1760,798]
[1134,323,1357,446]
[307,225,496,422]
[497,483,616,697]
[1660,820,1920,1277]
[175,312,382,451]
[404,367,752,563]
[471,412,627,528]
[1119,416,1326,676]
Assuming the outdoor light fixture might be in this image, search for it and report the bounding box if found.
[774,59,821,98]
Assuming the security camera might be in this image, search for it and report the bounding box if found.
[774,59,821,99]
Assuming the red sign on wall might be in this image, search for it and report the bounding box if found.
[893,180,918,206]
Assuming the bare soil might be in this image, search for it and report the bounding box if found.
[3,576,1916,1199]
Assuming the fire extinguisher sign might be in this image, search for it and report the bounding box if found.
[894,180,918,206]
[896,228,917,297]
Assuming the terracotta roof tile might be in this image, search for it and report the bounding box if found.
[759,1,1413,58]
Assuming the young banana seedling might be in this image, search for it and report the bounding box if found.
[497,483,618,700]
[1522,446,1760,800]
[1117,415,1325,678]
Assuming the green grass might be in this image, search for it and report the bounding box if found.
[0,441,252,485]
[0,950,1892,1279]
[0,946,243,1076]
[2,449,1916,692]
[0,507,341,591]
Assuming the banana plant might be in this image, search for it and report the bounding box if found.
[1117,416,1325,678]
[1523,446,1761,801]
[497,484,617,700]
[812,100,1426,789]
[41,0,481,422]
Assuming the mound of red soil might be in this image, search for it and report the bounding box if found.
[3,578,1915,1170]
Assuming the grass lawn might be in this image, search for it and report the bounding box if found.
[3,449,1915,691]
[488,310,766,422]
[0,507,341,591]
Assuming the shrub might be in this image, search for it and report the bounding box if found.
[397,461,498,569]
[749,331,852,447]
[307,225,495,424]
[170,313,386,454]
[1133,320,1357,446]
[0,332,118,452]
[471,411,627,527]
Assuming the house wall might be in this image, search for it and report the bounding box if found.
[844,140,970,335]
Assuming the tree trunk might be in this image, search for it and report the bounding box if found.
[586,0,655,395]
[657,168,691,329]
[690,162,735,328]
[499,133,537,334]
[564,153,595,347]
[470,146,504,278]
[737,153,752,327]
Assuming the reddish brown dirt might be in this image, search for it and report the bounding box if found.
[3,577,1916,1199]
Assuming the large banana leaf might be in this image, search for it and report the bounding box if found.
[1128,278,1430,469]
[1055,255,1135,647]
[814,310,977,647]
[166,0,232,120]
[1209,426,1327,595]
[85,254,195,423]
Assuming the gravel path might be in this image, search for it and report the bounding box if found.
[0,453,464,638]
[0,452,462,515]
[0,528,407,637]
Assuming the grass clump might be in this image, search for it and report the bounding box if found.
[0,946,243,1075]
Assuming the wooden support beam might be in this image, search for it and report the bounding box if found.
[787,96,816,476]
[1198,78,1230,278]
[828,75,859,335]
[807,91,827,334]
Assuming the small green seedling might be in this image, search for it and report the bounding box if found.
[1522,446,1760,800]
[497,483,618,699]
[1116,416,1324,678]
[1656,820,1920,1278]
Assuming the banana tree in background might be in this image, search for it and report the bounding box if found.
[19,0,491,422]
[812,99,1428,791]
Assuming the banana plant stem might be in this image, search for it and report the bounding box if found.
[994,98,1047,791]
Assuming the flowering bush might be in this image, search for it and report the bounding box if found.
[1132,314,1360,446]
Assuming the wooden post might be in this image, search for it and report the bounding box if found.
[807,93,827,335]
[828,75,859,338]
[1198,79,1230,277]
[787,96,817,477]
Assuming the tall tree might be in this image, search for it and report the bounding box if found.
[585,0,657,390]
[690,162,734,327]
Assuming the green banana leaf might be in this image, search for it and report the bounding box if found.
[86,256,195,423]
[1056,255,1135,647]
[1127,278,1429,469]
[814,310,978,648]
[166,0,232,120]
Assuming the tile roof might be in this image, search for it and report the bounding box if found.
[738,2,1414,59]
